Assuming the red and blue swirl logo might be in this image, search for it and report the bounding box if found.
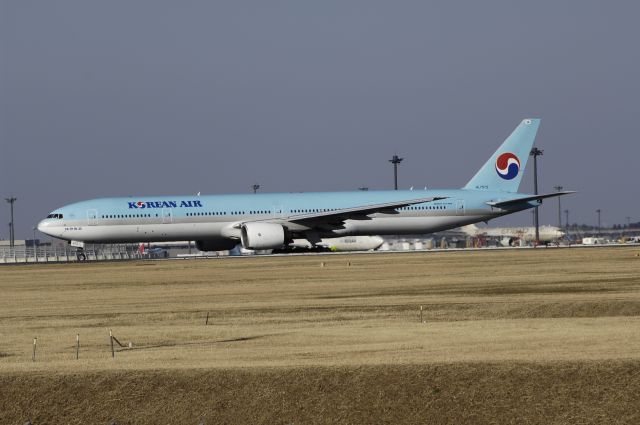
[495,152,521,180]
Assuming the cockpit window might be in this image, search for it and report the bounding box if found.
[46,213,63,219]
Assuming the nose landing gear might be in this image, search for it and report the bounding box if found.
[70,241,87,262]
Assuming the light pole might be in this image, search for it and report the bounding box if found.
[553,185,563,228]
[626,216,631,228]
[252,184,260,194]
[33,226,38,262]
[389,155,403,190]
[531,209,535,226]
[564,209,569,230]
[529,148,543,245]
[596,209,601,236]
[5,197,17,248]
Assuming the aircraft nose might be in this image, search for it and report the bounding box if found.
[37,219,54,236]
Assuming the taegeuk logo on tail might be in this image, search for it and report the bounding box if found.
[495,152,521,180]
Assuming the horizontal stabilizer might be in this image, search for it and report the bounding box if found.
[486,191,576,208]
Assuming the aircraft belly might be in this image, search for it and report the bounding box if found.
[72,222,229,243]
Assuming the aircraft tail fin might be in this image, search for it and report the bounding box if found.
[463,119,540,192]
[460,224,479,236]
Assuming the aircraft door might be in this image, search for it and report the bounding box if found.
[87,209,98,226]
[272,205,283,218]
[456,200,465,216]
[162,208,173,224]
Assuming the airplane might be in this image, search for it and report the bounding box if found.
[286,236,385,252]
[38,119,574,256]
[460,223,564,246]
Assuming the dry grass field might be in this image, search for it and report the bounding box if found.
[1,246,640,424]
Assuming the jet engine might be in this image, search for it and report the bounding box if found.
[241,222,285,250]
[195,239,238,252]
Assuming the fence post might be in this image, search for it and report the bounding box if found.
[110,329,115,358]
[32,337,37,362]
[76,334,80,360]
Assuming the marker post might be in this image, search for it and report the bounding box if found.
[109,329,115,358]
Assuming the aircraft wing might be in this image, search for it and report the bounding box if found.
[285,196,448,225]
[486,191,576,208]
[235,196,447,230]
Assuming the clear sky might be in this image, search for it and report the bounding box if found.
[2,1,639,240]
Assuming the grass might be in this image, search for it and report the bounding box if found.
[1,247,640,423]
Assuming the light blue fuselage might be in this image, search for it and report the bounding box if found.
[37,189,533,244]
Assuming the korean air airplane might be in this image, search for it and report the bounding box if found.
[38,119,573,254]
